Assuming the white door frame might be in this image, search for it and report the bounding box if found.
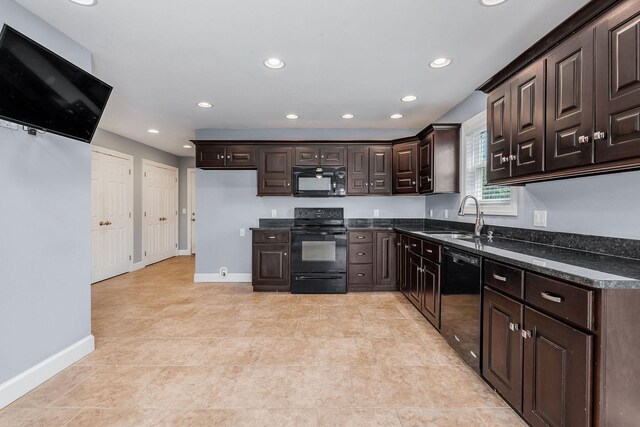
[187,168,196,254]
[91,146,134,275]
[142,159,179,265]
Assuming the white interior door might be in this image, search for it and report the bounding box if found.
[143,160,178,265]
[91,149,133,283]
[187,168,196,254]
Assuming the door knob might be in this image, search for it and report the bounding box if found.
[104,221,112,226]
[191,218,196,222]
[99,221,105,226]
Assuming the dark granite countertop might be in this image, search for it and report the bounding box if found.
[396,227,640,290]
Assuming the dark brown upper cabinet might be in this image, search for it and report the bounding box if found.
[294,146,345,166]
[257,147,292,196]
[392,140,419,194]
[487,60,545,183]
[196,145,256,169]
[347,146,392,195]
[418,124,461,194]
[595,2,640,164]
[546,27,595,172]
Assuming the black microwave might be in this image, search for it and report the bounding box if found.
[293,166,346,197]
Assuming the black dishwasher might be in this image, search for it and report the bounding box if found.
[441,246,482,373]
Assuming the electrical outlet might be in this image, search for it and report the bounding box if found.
[533,210,548,227]
[429,209,434,218]
[220,267,228,277]
[444,209,449,219]
[240,228,245,237]
[0,119,18,130]
[271,210,277,218]
[374,209,380,218]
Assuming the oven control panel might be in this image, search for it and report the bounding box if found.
[294,208,343,220]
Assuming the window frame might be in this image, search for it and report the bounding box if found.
[460,110,518,217]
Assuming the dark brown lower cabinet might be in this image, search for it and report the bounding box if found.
[421,259,440,330]
[375,231,397,291]
[252,231,290,292]
[407,252,422,308]
[523,307,592,427]
[483,287,524,411]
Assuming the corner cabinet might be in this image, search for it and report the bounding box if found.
[485,0,640,185]
[392,140,419,194]
[257,147,292,196]
[418,124,461,194]
[252,230,290,292]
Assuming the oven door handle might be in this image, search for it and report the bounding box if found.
[292,231,346,236]
[294,276,345,281]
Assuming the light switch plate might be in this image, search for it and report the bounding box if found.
[240,228,245,237]
[533,210,548,227]
[444,209,449,219]
[374,209,380,218]
[429,209,434,218]
[271,210,277,218]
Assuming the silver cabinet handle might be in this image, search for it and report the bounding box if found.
[357,273,365,277]
[427,177,432,182]
[492,273,507,282]
[521,330,532,339]
[268,236,276,239]
[501,156,508,164]
[425,249,433,254]
[216,154,220,160]
[404,245,409,249]
[509,154,516,161]
[227,155,231,159]
[578,135,590,144]
[593,131,607,140]
[365,183,369,186]
[541,291,563,304]
[411,244,417,247]
[287,182,290,186]
[509,322,520,332]
[356,236,365,239]
[315,155,318,159]
[357,252,365,256]
[412,181,416,185]
[284,252,287,256]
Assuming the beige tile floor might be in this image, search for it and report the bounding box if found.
[0,256,525,426]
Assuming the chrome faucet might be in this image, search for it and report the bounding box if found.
[458,195,484,237]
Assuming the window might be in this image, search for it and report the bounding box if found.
[461,111,518,216]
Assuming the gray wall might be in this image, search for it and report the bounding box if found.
[0,0,93,384]
[92,129,179,262]
[195,170,426,275]
[178,156,196,251]
[427,92,640,240]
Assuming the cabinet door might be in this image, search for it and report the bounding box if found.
[523,307,593,427]
[418,134,434,193]
[347,146,370,194]
[320,146,346,166]
[407,252,422,308]
[482,287,524,411]
[257,147,292,195]
[252,243,290,289]
[595,3,640,164]
[375,232,397,290]
[511,60,545,178]
[294,147,320,166]
[487,82,512,182]
[392,142,418,194]
[397,235,405,293]
[226,146,256,168]
[369,146,392,194]
[421,258,441,330]
[546,28,595,171]
[197,146,225,168]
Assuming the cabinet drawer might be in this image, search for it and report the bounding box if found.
[252,230,290,243]
[349,231,373,243]
[227,146,256,168]
[349,264,373,284]
[525,272,594,331]
[484,260,524,299]
[407,236,422,255]
[349,243,373,264]
[421,240,441,263]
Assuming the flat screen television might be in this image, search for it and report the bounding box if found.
[0,24,112,143]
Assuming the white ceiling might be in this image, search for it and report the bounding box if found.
[16,0,589,156]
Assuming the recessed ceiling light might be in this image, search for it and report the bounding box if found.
[401,95,418,102]
[286,114,298,120]
[390,114,403,119]
[68,0,97,5]
[430,57,452,68]
[264,58,285,69]
[183,145,192,149]
[147,129,160,134]
[197,102,213,108]
[479,0,508,6]
[342,114,354,119]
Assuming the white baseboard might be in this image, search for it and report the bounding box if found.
[178,250,192,256]
[0,335,95,410]
[194,273,252,283]
[131,262,145,272]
